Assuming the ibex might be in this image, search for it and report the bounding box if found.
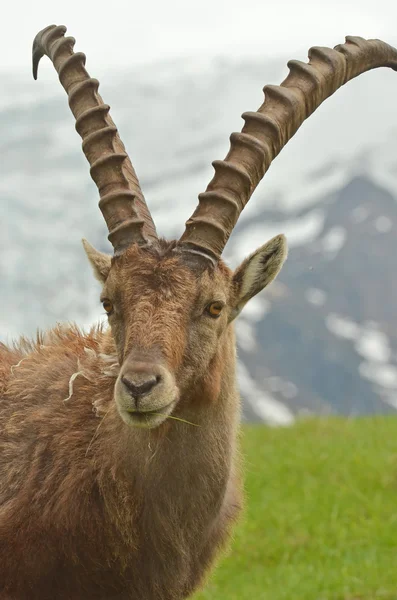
[0,23,396,600]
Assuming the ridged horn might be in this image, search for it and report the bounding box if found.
[179,36,397,260]
[32,24,158,253]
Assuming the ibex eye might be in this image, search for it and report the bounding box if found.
[206,302,224,318]
[102,300,114,315]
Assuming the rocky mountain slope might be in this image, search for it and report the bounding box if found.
[1,56,397,424]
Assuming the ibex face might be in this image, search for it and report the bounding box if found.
[83,236,286,428]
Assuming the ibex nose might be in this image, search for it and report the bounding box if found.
[121,374,160,399]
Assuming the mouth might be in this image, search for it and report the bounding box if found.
[120,401,175,429]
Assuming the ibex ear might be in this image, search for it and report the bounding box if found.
[230,234,287,322]
[82,238,112,284]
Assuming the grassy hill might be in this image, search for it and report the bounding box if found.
[194,418,397,600]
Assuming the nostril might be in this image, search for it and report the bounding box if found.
[121,375,160,398]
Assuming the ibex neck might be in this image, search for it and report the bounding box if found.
[94,325,240,482]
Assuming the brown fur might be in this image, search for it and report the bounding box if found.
[0,237,286,599]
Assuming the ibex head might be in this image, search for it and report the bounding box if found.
[81,235,285,428]
[33,25,397,427]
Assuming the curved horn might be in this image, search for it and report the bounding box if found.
[179,36,397,260]
[33,24,158,253]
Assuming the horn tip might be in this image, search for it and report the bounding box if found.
[32,53,40,80]
[32,24,62,80]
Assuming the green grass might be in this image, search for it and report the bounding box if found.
[194,417,397,600]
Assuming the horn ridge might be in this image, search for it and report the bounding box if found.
[179,36,397,259]
[32,24,158,252]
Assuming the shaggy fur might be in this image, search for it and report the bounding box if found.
[0,238,286,599]
[0,325,241,599]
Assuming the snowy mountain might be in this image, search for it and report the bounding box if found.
[1,55,397,424]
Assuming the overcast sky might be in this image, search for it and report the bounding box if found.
[2,0,397,74]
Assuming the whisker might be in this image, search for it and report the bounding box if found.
[152,413,200,427]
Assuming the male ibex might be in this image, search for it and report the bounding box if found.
[0,24,396,600]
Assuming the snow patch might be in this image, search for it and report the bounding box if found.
[374,216,393,233]
[355,329,391,363]
[378,392,397,411]
[326,312,397,406]
[321,226,346,257]
[228,210,324,264]
[306,288,327,307]
[266,376,298,399]
[351,205,369,224]
[238,362,294,427]
[239,297,271,321]
[326,315,392,362]
[359,362,397,389]
[236,321,257,352]
[326,314,360,340]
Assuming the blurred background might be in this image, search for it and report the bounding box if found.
[2,0,397,425]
